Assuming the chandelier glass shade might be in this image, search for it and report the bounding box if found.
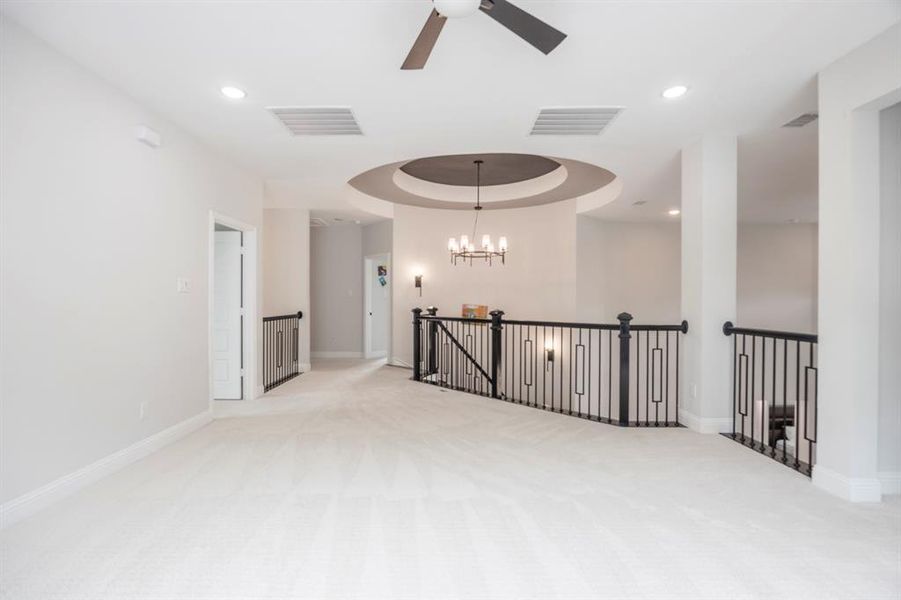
[448,160,508,266]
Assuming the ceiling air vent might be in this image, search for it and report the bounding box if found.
[310,217,329,227]
[782,113,818,128]
[268,106,362,136]
[530,106,623,136]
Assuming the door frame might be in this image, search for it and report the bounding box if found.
[363,252,391,359]
[208,211,258,407]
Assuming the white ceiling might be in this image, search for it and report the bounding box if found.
[2,1,898,223]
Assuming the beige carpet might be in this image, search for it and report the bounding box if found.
[2,359,899,599]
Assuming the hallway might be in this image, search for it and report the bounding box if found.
[2,360,898,599]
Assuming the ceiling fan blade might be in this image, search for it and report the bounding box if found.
[479,0,566,55]
[401,9,447,70]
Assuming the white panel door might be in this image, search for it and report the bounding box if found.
[370,255,389,355]
[213,230,242,399]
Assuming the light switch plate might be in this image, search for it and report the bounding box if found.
[176,277,191,293]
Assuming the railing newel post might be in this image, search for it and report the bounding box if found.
[489,310,504,399]
[426,306,438,375]
[617,312,633,426]
[412,308,423,382]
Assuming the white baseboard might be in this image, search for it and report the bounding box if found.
[812,464,883,502]
[364,351,387,359]
[300,362,312,373]
[311,351,363,359]
[390,357,413,369]
[878,471,901,495]
[0,410,213,529]
[678,409,731,434]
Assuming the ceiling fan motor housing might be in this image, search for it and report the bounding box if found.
[433,0,482,18]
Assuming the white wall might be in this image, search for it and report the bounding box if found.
[0,20,263,505]
[737,224,818,333]
[577,218,681,324]
[878,101,901,483]
[576,218,817,333]
[362,220,392,257]
[310,225,364,355]
[263,208,311,370]
[392,201,578,366]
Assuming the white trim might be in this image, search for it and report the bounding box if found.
[812,464,883,502]
[1,410,213,529]
[300,362,312,373]
[677,409,732,434]
[390,357,413,369]
[311,351,363,359]
[878,471,901,495]
[208,211,259,405]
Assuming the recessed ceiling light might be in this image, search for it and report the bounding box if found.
[662,85,688,99]
[220,86,246,100]
[668,209,681,216]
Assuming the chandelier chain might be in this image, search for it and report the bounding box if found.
[471,160,480,241]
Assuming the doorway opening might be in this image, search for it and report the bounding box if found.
[209,212,258,403]
[364,253,391,359]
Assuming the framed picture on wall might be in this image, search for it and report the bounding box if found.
[462,304,488,319]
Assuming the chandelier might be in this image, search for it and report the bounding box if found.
[447,159,508,266]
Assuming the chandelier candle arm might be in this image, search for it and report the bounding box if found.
[448,159,508,266]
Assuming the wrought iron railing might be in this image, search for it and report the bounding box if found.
[263,311,303,392]
[412,308,687,427]
[723,322,818,476]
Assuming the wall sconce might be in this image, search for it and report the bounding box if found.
[414,274,423,297]
[545,341,555,369]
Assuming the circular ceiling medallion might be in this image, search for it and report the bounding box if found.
[348,153,618,211]
[400,153,561,187]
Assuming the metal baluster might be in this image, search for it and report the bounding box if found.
[770,336,777,457]
[750,335,756,449]
[760,335,766,452]
[608,331,613,422]
[782,338,788,463]
[795,340,801,469]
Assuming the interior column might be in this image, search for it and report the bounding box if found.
[814,26,901,501]
[680,134,737,433]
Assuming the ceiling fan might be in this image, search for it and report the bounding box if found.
[402,0,567,70]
